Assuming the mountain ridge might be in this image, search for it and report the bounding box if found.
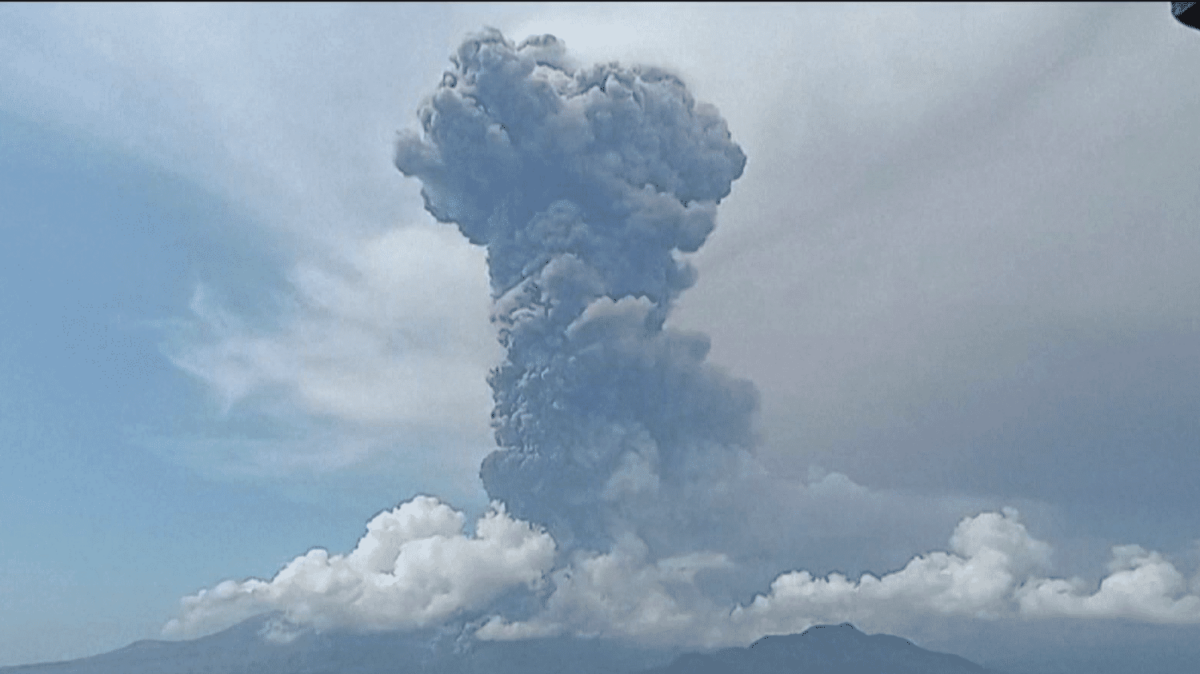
[644,622,993,674]
[0,616,999,674]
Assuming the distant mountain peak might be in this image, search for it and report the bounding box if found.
[647,622,993,674]
[793,622,864,639]
[747,623,868,652]
[814,621,859,631]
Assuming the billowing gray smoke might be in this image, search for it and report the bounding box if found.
[163,25,1200,649]
[395,28,755,551]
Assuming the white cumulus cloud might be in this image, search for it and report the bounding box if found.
[163,496,556,639]
[1016,544,1200,623]
[478,533,733,645]
[729,508,1050,637]
[475,508,1200,649]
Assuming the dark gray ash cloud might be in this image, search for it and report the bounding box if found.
[395,27,755,552]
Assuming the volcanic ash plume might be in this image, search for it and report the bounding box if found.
[395,28,754,551]
[166,29,1200,644]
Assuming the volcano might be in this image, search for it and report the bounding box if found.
[0,618,998,674]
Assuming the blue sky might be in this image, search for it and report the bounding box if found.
[0,104,375,659]
[1,2,1199,668]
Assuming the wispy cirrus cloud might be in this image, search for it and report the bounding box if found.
[158,223,500,500]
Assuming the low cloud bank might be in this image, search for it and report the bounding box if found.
[168,498,1200,647]
[480,507,1200,648]
[1017,545,1200,623]
[163,496,555,639]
